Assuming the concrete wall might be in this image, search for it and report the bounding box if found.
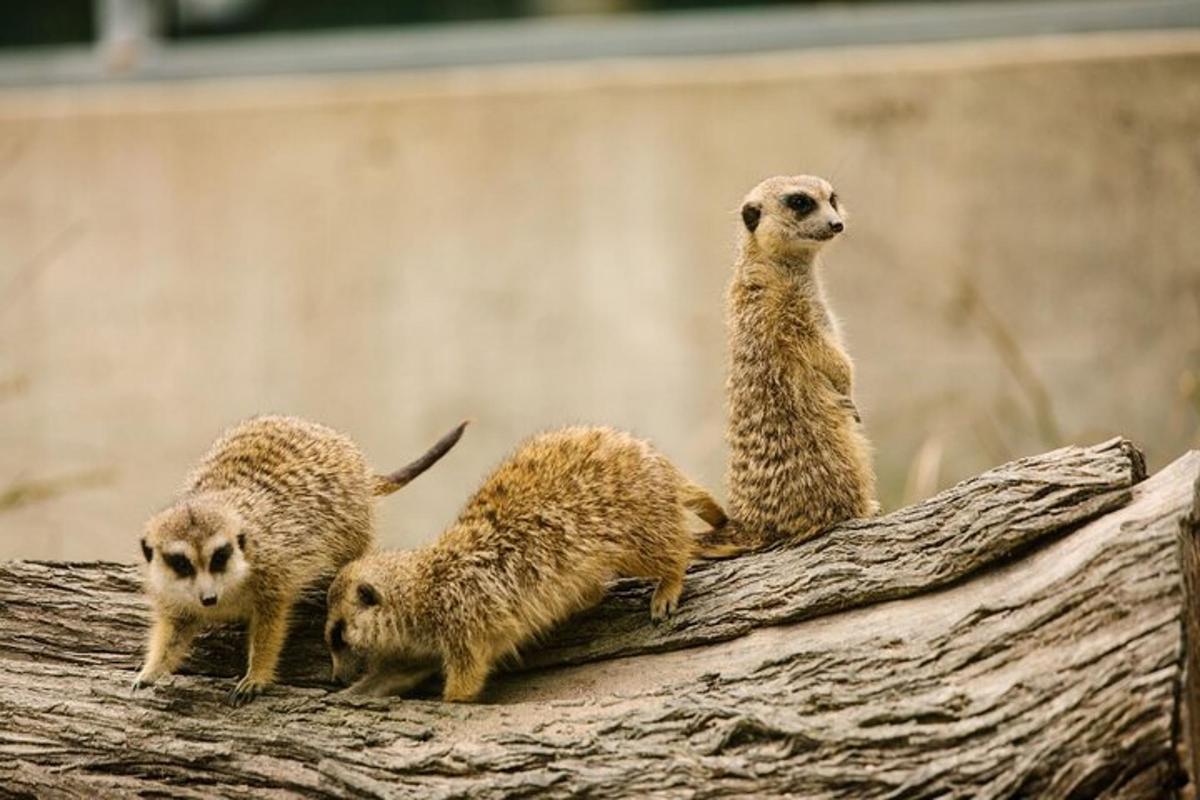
[1,31,1198,561]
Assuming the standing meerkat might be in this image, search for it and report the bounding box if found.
[323,426,736,703]
[133,415,467,705]
[726,174,878,545]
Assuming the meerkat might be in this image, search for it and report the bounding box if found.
[133,415,467,705]
[726,174,878,546]
[323,425,736,703]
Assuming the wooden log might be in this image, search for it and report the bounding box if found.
[0,437,1144,682]
[1,439,1196,799]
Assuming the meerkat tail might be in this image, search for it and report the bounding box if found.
[679,480,728,529]
[373,420,469,497]
[679,480,746,559]
[693,525,749,560]
[696,518,768,558]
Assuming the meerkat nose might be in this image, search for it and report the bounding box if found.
[829,220,844,233]
[201,594,218,606]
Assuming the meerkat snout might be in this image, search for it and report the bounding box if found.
[829,220,844,233]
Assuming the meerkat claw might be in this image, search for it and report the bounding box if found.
[228,677,266,707]
[131,670,158,693]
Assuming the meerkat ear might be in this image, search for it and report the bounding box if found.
[140,538,153,563]
[357,583,380,607]
[741,202,761,232]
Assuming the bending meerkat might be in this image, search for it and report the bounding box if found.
[726,174,878,545]
[134,415,467,705]
[324,426,736,703]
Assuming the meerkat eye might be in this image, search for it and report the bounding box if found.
[164,553,195,579]
[329,619,347,652]
[784,193,817,216]
[357,583,380,607]
[209,543,232,573]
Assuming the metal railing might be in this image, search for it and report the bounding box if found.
[1,0,1197,86]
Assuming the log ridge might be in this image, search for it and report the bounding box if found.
[2,438,1197,800]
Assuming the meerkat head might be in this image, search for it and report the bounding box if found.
[325,553,430,685]
[140,499,250,611]
[739,175,845,264]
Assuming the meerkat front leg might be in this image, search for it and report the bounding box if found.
[229,598,294,706]
[133,613,201,691]
[838,395,863,423]
[442,648,490,703]
[820,346,854,398]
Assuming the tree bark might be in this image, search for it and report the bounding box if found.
[1,438,1196,799]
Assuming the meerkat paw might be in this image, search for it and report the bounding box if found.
[442,686,482,703]
[650,573,684,622]
[650,588,681,621]
[131,662,171,695]
[442,658,488,703]
[131,665,165,693]
[649,595,677,621]
[228,675,270,707]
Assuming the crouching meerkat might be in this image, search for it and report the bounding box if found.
[134,415,467,705]
[324,426,737,703]
[726,175,878,545]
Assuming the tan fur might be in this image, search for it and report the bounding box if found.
[726,175,879,546]
[324,426,734,703]
[134,415,464,705]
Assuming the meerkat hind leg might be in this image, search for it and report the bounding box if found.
[230,598,294,706]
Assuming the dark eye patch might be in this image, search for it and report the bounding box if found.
[209,543,232,573]
[784,193,817,216]
[358,583,380,607]
[329,619,346,652]
[164,553,195,579]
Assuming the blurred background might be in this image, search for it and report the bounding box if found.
[1,0,1198,561]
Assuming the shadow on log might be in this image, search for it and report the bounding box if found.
[1,437,1197,799]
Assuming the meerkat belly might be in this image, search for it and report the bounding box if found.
[729,365,870,534]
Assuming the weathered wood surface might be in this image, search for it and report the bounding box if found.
[2,439,1197,800]
[0,437,1144,683]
